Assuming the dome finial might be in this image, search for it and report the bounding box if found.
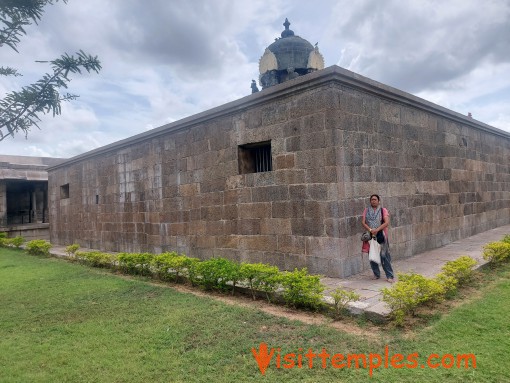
[281,18,294,38]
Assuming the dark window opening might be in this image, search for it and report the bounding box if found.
[238,141,272,174]
[60,184,69,199]
[95,195,99,204]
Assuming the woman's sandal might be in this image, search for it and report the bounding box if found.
[387,278,395,283]
[370,275,380,280]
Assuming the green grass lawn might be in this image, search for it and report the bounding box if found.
[1,248,509,383]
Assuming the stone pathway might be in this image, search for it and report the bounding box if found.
[321,225,510,321]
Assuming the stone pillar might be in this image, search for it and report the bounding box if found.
[0,181,6,227]
[43,186,48,223]
[31,189,37,223]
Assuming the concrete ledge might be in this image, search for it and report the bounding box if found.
[1,223,50,240]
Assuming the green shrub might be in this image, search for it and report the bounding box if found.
[65,244,80,258]
[501,235,510,244]
[76,251,114,268]
[10,236,25,248]
[195,258,241,291]
[25,239,52,256]
[381,282,420,326]
[0,235,24,248]
[330,288,361,318]
[483,241,510,265]
[441,256,477,285]
[118,252,154,275]
[217,258,243,295]
[0,232,5,247]
[434,272,459,297]
[152,252,178,279]
[182,257,201,286]
[398,272,445,304]
[152,252,195,282]
[279,268,325,310]
[382,272,445,326]
[240,263,280,300]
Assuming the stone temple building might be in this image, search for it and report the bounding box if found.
[48,20,510,278]
[0,155,65,239]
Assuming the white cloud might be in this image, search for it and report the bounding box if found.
[1,0,509,159]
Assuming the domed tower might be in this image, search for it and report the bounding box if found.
[258,18,324,90]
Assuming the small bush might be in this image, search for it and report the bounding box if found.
[279,268,325,310]
[218,258,243,295]
[25,239,52,256]
[483,241,510,265]
[398,272,445,305]
[118,252,154,275]
[434,272,459,297]
[501,235,510,244]
[331,288,361,318]
[182,257,201,286]
[195,258,241,291]
[10,236,25,248]
[152,252,179,280]
[76,251,114,268]
[0,235,25,248]
[65,244,80,258]
[240,263,280,300]
[152,252,196,282]
[382,272,444,326]
[441,256,477,285]
[381,282,420,326]
[0,232,7,246]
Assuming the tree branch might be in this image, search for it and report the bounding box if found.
[0,51,101,141]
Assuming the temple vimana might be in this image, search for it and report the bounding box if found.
[48,20,510,278]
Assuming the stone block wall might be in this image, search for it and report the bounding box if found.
[48,67,510,277]
[0,182,6,227]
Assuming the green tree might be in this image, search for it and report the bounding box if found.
[0,0,101,141]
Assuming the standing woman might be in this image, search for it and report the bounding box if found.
[361,194,395,283]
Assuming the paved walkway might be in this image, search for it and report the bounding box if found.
[321,225,510,320]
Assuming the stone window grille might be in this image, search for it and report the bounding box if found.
[238,141,272,174]
[60,184,70,199]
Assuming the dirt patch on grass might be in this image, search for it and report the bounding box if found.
[131,276,384,338]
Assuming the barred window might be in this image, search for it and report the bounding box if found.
[238,141,272,174]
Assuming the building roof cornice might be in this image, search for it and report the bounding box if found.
[49,65,510,170]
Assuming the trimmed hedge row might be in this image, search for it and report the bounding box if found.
[63,246,326,310]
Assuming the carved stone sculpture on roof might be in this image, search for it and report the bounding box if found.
[258,18,325,90]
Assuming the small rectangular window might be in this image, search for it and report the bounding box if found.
[60,184,69,199]
[238,141,272,174]
[96,195,99,204]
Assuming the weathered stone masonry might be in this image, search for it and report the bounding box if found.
[48,66,510,278]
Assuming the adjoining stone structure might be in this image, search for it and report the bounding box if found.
[48,65,510,278]
[0,155,66,239]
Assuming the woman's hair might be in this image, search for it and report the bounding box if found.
[370,194,380,201]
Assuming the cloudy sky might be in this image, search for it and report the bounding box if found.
[1,0,509,158]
